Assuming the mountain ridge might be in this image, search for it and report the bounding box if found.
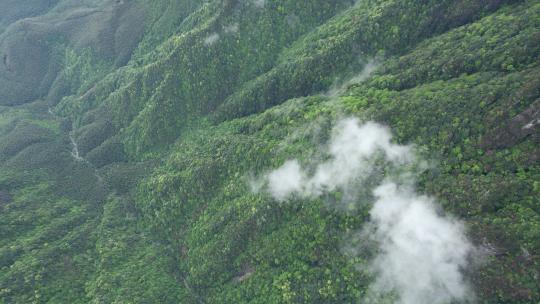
[0,0,538,303]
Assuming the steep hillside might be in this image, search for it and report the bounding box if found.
[0,0,538,303]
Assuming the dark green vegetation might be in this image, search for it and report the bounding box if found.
[0,0,539,303]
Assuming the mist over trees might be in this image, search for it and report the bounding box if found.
[0,0,538,303]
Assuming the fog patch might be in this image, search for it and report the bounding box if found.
[326,60,378,97]
[224,23,239,34]
[204,32,220,46]
[365,182,473,304]
[267,160,305,201]
[253,118,475,304]
[253,0,267,8]
[263,119,411,201]
[204,23,239,46]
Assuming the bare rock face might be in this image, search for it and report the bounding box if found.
[483,100,540,149]
[0,0,147,106]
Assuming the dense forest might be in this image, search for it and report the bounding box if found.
[0,0,539,303]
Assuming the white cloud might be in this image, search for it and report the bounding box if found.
[262,118,412,200]
[255,118,475,304]
[204,32,220,46]
[367,182,473,304]
[267,160,305,202]
[224,23,239,34]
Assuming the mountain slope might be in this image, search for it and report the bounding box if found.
[0,0,538,303]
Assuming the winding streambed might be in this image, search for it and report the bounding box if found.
[48,106,103,184]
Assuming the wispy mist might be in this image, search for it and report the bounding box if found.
[204,22,239,46]
[255,118,475,304]
[223,23,239,34]
[326,60,378,97]
[204,32,220,46]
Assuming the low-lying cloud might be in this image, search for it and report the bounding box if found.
[255,118,475,304]
[224,23,239,34]
[204,32,220,46]
[204,23,239,46]
[366,182,473,304]
[266,119,411,201]
[326,59,378,97]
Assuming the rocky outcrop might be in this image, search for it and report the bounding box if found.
[483,100,540,149]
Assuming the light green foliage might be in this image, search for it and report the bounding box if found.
[0,0,539,303]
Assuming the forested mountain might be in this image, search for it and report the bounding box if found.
[0,0,538,303]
